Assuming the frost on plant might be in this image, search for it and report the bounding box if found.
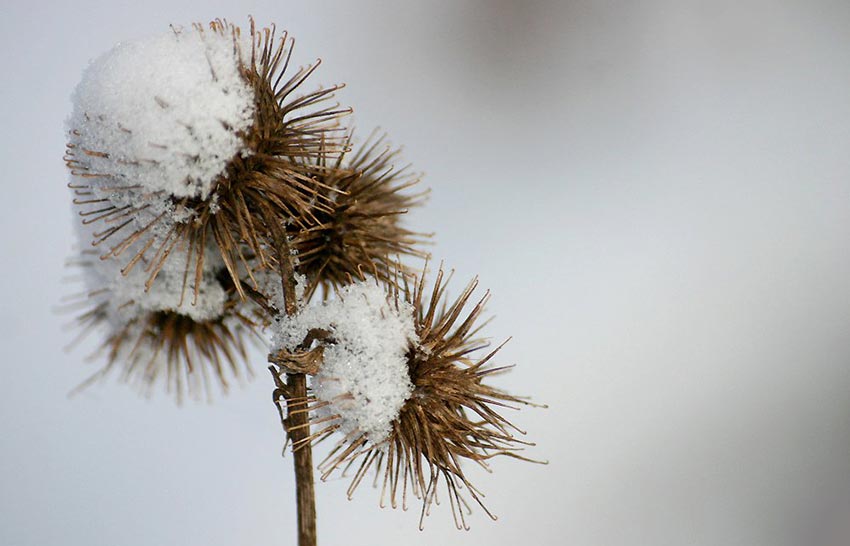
[64,18,541,541]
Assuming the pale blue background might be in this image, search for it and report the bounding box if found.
[2,1,850,545]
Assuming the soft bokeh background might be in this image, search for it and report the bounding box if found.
[2,1,850,545]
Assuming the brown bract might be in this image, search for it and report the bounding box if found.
[300,266,539,529]
[290,132,429,298]
[65,19,350,305]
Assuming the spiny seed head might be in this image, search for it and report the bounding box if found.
[296,266,538,529]
[67,242,264,402]
[291,131,429,297]
[65,18,350,306]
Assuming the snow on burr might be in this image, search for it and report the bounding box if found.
[67,25,255,214]
[272,281,416,443]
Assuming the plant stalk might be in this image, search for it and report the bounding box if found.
[286,372,317,546]
[265,207,318,546]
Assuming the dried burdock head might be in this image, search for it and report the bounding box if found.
[290,132,429,297]
[65,18,350,305]
[273,267,539,529]
[66,231,264,402]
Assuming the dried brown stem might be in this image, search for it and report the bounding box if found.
[286,372,317,546]
[265,208,317,546]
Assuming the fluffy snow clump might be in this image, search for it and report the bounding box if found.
[68,26,255,212]
[272,281,417,443]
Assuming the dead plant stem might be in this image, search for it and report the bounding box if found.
[267,208,318,546]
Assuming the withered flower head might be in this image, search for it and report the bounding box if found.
[276,266,538,529]
[65,18,350,304]
[290,132,428,297]
[67,234,263,402]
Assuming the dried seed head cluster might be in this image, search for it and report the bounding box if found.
[65,20,421,399]
[65,17,538,534]
[274,267,538,528]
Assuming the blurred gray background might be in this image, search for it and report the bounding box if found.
[2,1,850,545]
